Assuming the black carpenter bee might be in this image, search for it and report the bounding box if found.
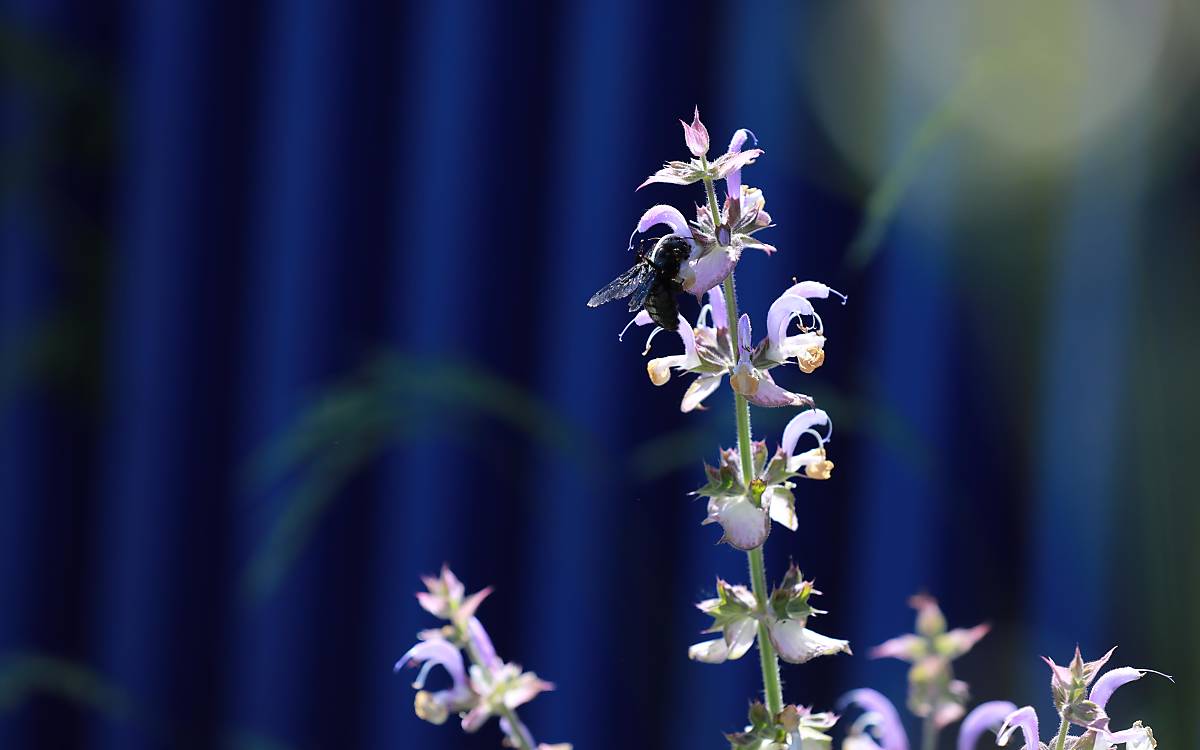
[587,235,691,331]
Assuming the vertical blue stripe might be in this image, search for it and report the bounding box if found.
[527,0,642,744]
[88,4,204,748]
[0,4,59,747]
[225,1,347,743]
[364,1,489,747]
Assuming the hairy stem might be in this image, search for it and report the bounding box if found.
[1053,714,1071,750]
[704,166,785,716]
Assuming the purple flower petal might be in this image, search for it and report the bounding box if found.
[870,634,924,662]
[461,703,491,733]
[637,204,693,239]
[942,624,991,658]
[504,672,554,709]
[745,371,808,408]
[713,148,764,179]
[840,689,909,750]
[637,172,695,190]
[456,586,492,623]
[1089,667,1142,710]
[997,706,1040,750]
[765,292,815,355]
[1089,667,1172,710]
[680,106,710,157]
[728,128,757,154]
[395,638,468,690]
[959,701,1018,750]
[739,239,777,255]
[724,128,757,198]
[707,285,728,330]
[467,617,502,672]
[681,245,740,298]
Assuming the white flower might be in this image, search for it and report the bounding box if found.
[689,569,849,666]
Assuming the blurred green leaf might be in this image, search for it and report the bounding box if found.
[629,426,713,482]
[0,651,299,749]
[845,80,969,271]
[243,351,595,601]
[0,652,133,721]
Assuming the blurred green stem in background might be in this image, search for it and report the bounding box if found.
[845,66,983,270]
[242,353,593,601]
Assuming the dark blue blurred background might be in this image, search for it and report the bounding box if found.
[1,1,1198,748]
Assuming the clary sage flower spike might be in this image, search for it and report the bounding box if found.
[396,567,570,750]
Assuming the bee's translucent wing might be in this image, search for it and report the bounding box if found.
[626,268,657,313]
[588,263,652,307]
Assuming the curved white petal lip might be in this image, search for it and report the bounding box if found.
[637,204,693,239]
[997,706,1040,750]
[688,637,731,663]
[765,487,797,531]
[767,292,818,354]
[725,617,757,660]
[782,409,831,456]
[395,638,468,688]
[1088,666,1175,710]
[958,701,1019,750]
[711,496,769,550]
[681,374,723,413]
[770,621,851,665]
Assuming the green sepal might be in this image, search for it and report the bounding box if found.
[700,579,756,633]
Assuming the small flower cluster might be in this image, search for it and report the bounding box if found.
[693,410,834,550]
[871,594,990,727]
[998,647,1166,750]
[395,567,569,750]
[689,566,850,666]
[624,281,843,413]
[727,701,840,750]
[840,599,1165,750]
[841,595,996,750]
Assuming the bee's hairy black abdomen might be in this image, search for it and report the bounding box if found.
[645,281,680,330]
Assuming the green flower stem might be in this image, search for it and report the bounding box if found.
[1053,714,1071,750]
[704,165,785,717]
[921,714,938,750]
[498,705,535,750]
[462,626,534,750]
